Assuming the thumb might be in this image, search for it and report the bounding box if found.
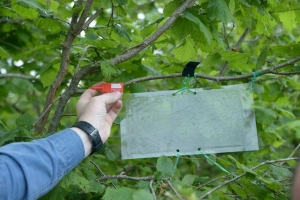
[96,91,122,105]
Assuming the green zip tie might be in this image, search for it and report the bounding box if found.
[248,71,261,90]
[172,151,180,176]
[173,74,196,96]
[198,149,236,177]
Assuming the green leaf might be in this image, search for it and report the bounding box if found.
[100,60,118,77]
[230,184,247,199]
[156,156,174,176]
[268,165,293,180]
[255,106,277,126]
[229,0,235,14]
[182,174,195,186]
[164,0,180,16]
[114,24,132,42]
[257,177,283,191]
[16,113,35,129]
[276,108,295,118]
[105,147,116,161]
[86,31,98,41]
[40,67,58,87]
[183,11,212,45]
[132,189,153,200]
[0,47,9,58]
[39,186,66,200]
[173,37,197,62]
[60,171,91,191]
[256,45,269,68]
[36,18,62,33]
[207,0,234,23]
[17,0,51,17]
[0,130,17,146]
[278,11,297,32]
[287,160,297,167]
[270,43,300,57]
[103,187,134,200]
[115,0,128,5]
[12,3,39,19]
[220,50,250,63]
[0,7,18,17]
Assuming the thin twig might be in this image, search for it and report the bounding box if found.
[223,23,230,49]
[164,179,183,200]
[33,96,61,133]
[90,160,117,188]
[198,157,299,199]
[97,175,155,181]
[75,45,97,72]
[0,73,39,81]
[0,40,22,50]
[288,143,300,158]
[197,175,228,189]
[109,0,196,65]
[271,71,300,76]
[82,8,104,30]
[149,179,157,200]
[219,28,250,76]
[107,0,114,27]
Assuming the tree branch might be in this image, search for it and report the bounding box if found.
[164,179,184,200]
[110,0,196,65]
[97,175,155,181]
[82,8,104,30]
[123,57,300,86]
[0,73,39,81]
[75,0,94,32]
[197,175,228,190]
[34,0,95,134]
[198,157,299,199]
[90,160,117,188]
[48,66,97,133]
[47,0,196,132]
[73,57,300,95]
[150,179,157,200]
[219,28,250,76]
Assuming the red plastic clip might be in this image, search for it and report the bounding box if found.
[90,83,124,93]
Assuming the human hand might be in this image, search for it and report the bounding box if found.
[75,83,123,143]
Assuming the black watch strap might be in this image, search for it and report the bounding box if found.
[72,121,103,154]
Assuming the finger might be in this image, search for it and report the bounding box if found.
[76,82,104,110]
[96,91,122,106]
[79,81,105,102]
[106,100,123,125]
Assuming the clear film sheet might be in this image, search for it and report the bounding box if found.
[121,84,258,159]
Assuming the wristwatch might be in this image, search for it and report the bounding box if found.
[72,121,103,154]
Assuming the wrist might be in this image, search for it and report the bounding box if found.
[72,121,103,156]
[71,127,92,157]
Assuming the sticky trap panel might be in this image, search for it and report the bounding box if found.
[121,84,258,159]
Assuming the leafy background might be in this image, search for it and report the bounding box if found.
[1,0,300,199]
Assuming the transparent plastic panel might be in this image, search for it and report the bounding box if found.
[121,84,258,159]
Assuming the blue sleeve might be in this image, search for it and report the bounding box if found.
[0,128,85,200]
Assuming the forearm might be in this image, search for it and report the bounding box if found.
[0,128,87,200]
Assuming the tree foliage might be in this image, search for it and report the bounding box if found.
[1,0,300,199]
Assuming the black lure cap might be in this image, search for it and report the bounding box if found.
[182,61,200,77]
